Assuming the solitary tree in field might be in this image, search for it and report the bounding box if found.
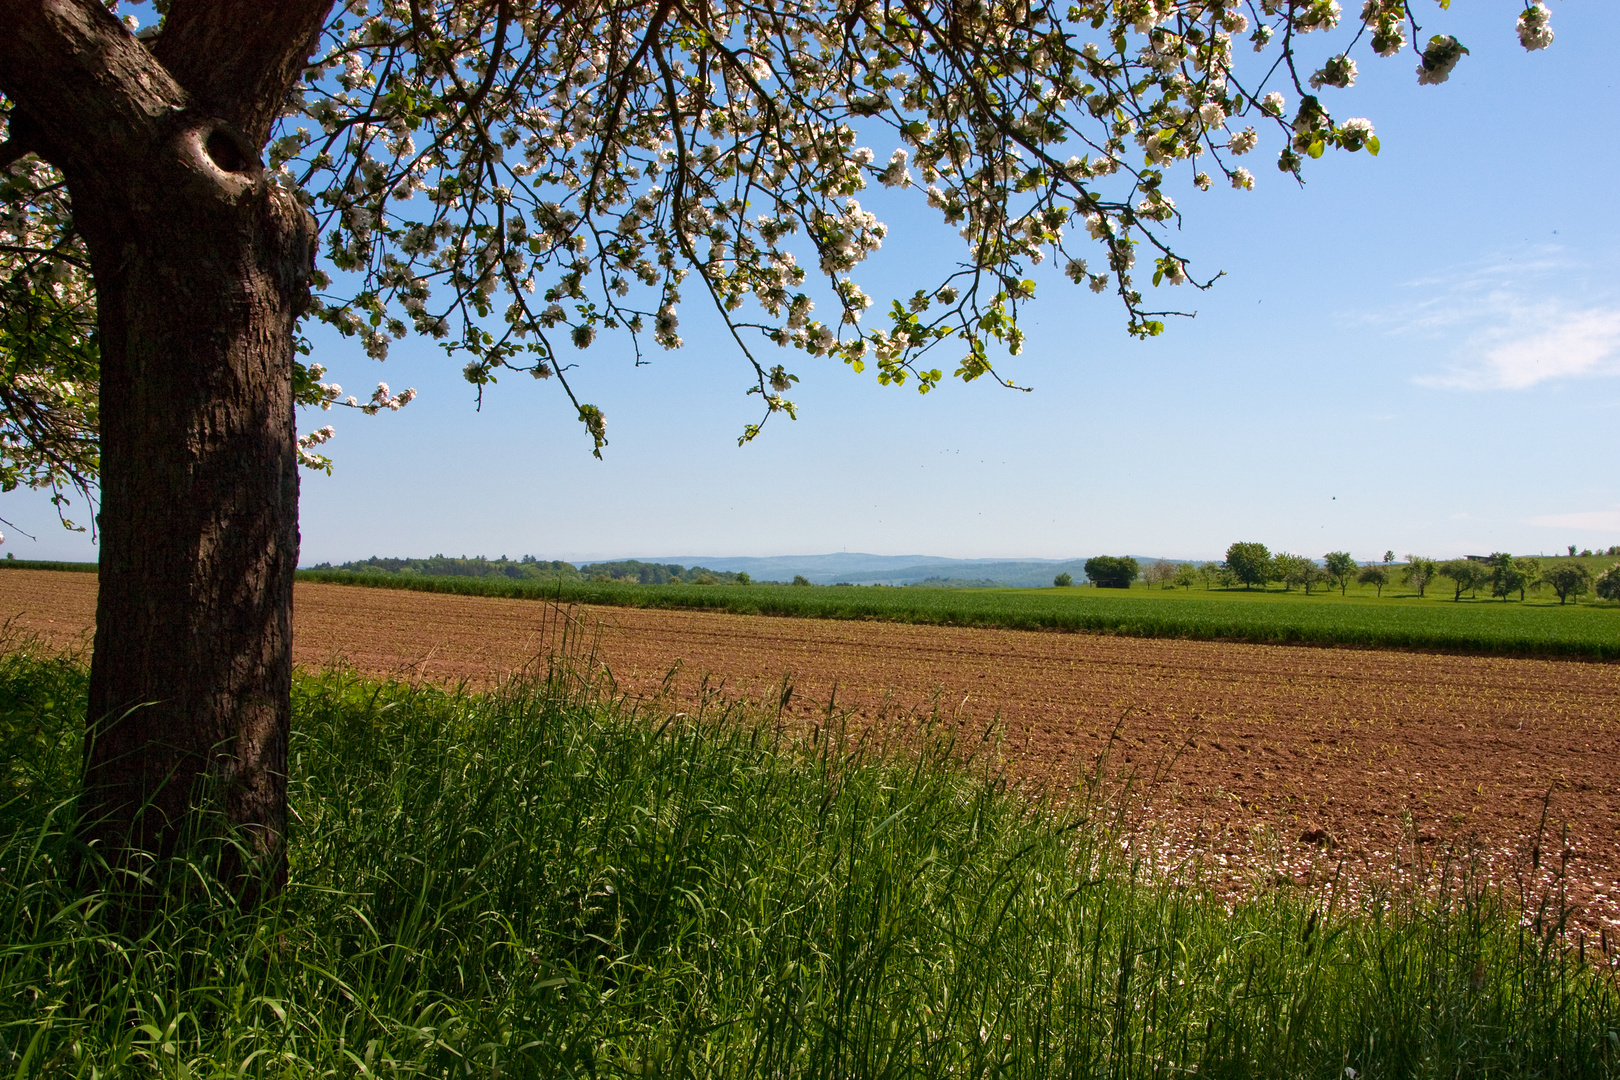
[1053,571,1072,588]
[1172,561,1197,589]
[1084,555,1139,589]
[0,0,1562,897]
[1224,542,1271,590]
[1323,550,1355,596]
[1356,561,1388,596]
[1403,555,1437,598]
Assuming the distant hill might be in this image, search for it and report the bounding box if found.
[621,554,1192,587]
[306,552,1204,588]
[309,554,749,586]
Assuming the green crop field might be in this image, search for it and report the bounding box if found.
[296,568,1620,660]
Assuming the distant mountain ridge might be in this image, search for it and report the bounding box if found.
[308,552,1204,588]
[620,554,1190,587]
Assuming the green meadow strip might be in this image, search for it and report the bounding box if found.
[295,570,1620,660]
[2,649,1616,1077]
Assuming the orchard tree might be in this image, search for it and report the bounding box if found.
[0,0,1562,895]
[1402,554,1437,597]
[1273,551,1325,594]
[1543,561,1591,606]
[1143,557,1176,587]
[1323,550,1355,595]
[1595,563,1620,603]
[1486,551,1523,602]
[1271,550,1305,591]
[1224,541,1271,590]
[1356,561,1387,596]
[1512,555,1540,601]
[1438,557,1484,602]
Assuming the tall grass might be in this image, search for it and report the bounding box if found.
[296,570,1620,660]
[1,642,1616,1077]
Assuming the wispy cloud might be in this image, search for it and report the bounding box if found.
[1416,306,1620,390]
[1363,249,1620,391]
[1528,509,1620,532]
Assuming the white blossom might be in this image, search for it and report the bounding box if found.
[1517,3,1554,51]
[1417,35,1468,85]
[1293,0,1341,32]
[1310,55,1357,90]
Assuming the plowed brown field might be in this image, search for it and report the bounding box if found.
[6,569,1618,934]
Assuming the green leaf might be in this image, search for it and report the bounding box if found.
[1307,138,1325,160]
[1366,135,1380,157]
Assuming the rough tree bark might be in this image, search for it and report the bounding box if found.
[0,0,333,898]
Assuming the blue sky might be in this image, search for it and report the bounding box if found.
[8,2,1617,565]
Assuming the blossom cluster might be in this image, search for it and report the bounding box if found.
[2,0,1558,472]
[0,147,100,523]
[256,0,1561,445]
[296,425,338,473]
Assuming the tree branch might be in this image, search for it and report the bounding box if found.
[0,137,32,171]
[152,0,336,147]
[0,0,184,178]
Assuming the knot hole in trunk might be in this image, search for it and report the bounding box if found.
[183,121,264,191]
[205,129,249,173]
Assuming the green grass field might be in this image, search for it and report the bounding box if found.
[297,568,1620,660]
[3,647,1616,1077]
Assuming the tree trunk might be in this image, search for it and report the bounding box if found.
[75,118,311,897]
[2,0,332,904]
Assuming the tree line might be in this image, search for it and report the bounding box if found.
[1061,545,1620,605]
[311,554,584,582]
[312,554,765,586]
